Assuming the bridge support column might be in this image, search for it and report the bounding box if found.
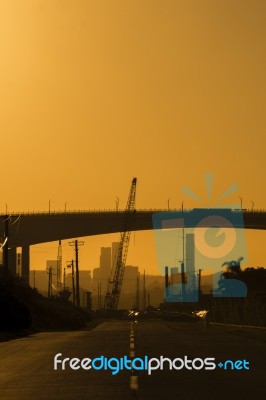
[22,245,30,284]
[8,247,17,276]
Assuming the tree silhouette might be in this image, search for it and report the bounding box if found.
[222,256,244,275]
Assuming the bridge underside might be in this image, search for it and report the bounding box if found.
[1,209,266,283]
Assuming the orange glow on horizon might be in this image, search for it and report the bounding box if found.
[1,0,266,273]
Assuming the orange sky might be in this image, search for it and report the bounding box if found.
[1,0,266,274]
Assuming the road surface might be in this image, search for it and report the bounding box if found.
[0,319,265,399]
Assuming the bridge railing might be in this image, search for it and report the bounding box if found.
[0,208,170,216]
[0,208,266,216]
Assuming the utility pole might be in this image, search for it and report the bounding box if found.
[63,267,66,291]
[75,240,80,306]
[181,201,185,265]
[98,282,100,309]
[3,215,9,275]
[99,282,102,309]
[71,260,75,306]
[67,260,76,306]
[97,282,102,309]
[85,291,92,310]
[181,261,186,300]
[198,269,202,298]
[143,270,146,310]
[165,266,169,290]
[48,267,52,298]
[136,274,140,310]
[69,240,84,307]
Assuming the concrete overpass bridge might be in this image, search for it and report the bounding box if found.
[1,208,266,283]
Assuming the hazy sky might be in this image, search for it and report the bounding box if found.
[1,0,266,274]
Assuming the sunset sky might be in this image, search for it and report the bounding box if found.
[1,0,266,275]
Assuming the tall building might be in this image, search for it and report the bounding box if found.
[92,242,141,310]
[122,265,139,293]
[92,245,113,309]
[119,265,139,309]
[185,233,196,292]
[100,247,111,271]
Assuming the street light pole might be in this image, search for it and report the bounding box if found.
[49,199,52,214]
[181,200,185,299]
[116,197,119,211]
[251,200,254,211]
[3,213,9,275]
[168,198,171,211]
[181,201,185,264]
[239,196,242,211]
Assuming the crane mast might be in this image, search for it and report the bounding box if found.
[56,239,62,290]
[105,177,137,311]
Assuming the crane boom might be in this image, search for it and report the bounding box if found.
[105,177,137,310]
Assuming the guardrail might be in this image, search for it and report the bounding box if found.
[0,208,265,216]
[210,322,266,330]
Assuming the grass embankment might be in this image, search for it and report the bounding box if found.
[0,275,92,341]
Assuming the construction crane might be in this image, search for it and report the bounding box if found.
[56,240,62,290]
[105,177,137,311]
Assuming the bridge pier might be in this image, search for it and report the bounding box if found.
[22,245,30,284]
[8,247,17,276]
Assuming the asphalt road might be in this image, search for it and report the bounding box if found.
[0,320,265,400]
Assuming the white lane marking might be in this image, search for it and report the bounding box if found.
[130,375,138,391]
[129,322,138,393]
